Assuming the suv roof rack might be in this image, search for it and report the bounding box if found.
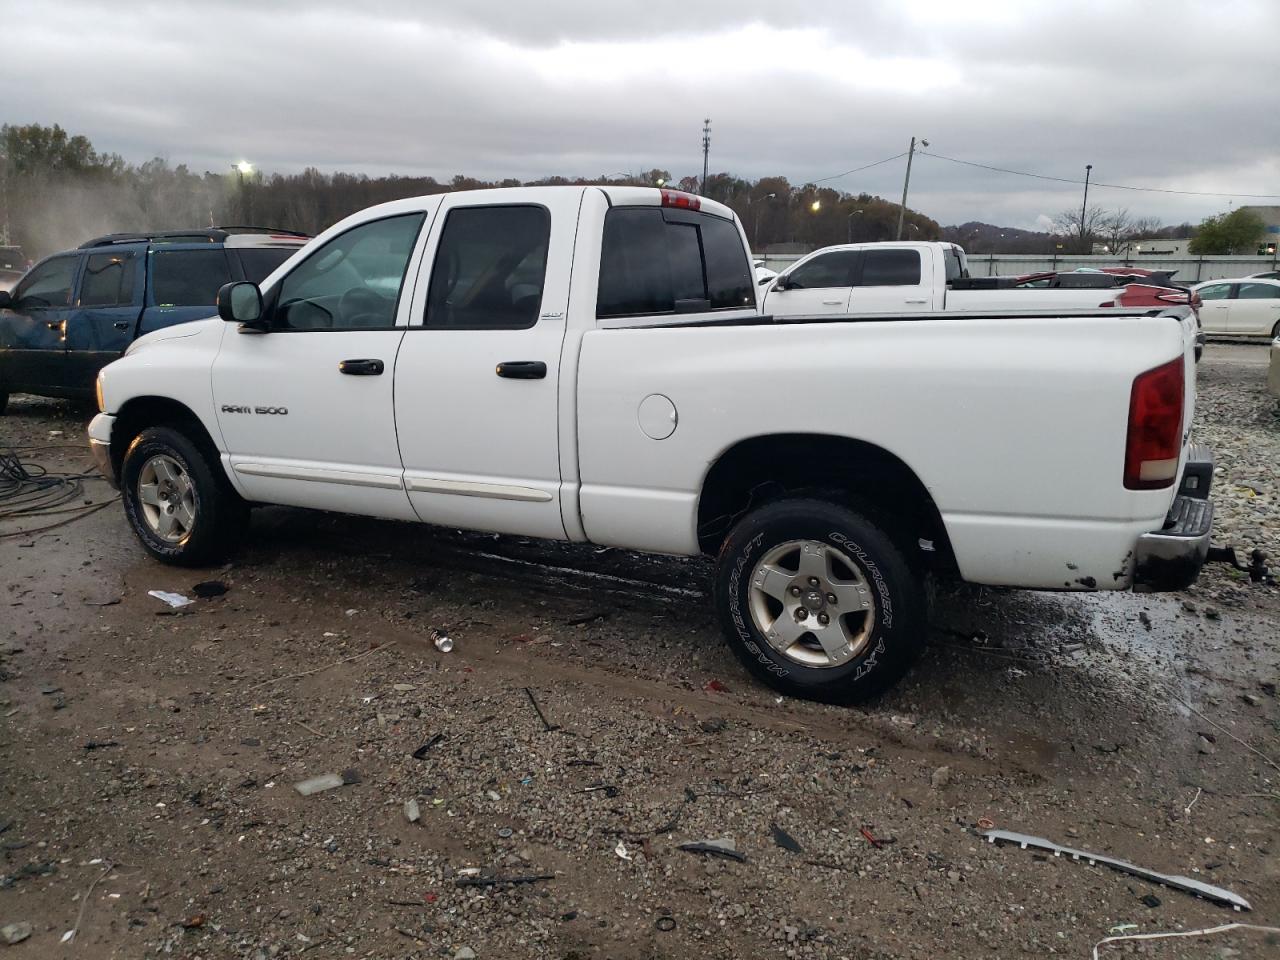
[78,226,309,249]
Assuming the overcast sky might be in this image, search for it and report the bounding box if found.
[3,0,1278,230]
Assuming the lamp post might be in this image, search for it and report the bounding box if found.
[752,192,777,249]
[234,161,253,224]
[896,136,928,240]
[1079,163,1092,253]
[847,209,863,244]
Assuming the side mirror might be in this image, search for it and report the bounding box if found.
[772,278,791,292]
[758,276,774,286]
[0,290,11,309]
[217,281,263,326]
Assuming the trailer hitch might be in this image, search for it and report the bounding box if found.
[1206,546,1273,585]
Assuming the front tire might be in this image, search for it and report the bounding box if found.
[714,498,926,704]
[120,425,247,566]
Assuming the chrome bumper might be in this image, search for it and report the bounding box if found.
[87,413,118,490]
[1133,443,1214,594]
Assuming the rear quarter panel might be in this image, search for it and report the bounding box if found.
[576,314,1188,588]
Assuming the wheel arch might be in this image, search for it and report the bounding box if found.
[111,396,226,483]
[695,432,955,568]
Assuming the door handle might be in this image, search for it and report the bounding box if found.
[821,299,842,306]
[45,320,62,330]
[905,298,928,304]
[339,358,384,376]
[495,361,547,380]
[113,320,130,330]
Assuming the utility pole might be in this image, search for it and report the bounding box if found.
[1079,163,1092,253]
[701,119,711,195]
[896,136,927,240]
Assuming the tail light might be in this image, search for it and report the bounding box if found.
[660,189,701,211]
[1098,300,1115,308]
[1124,356,1184,490]
[1155,291,1189,305]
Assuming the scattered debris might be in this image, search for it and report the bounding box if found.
[614,841,632,861]
[191,580,228,599]
[1138,611,1152,630]
[147,590,193,608]
[404,799,421,824]
[294,770,360,796]
[982,829,1251,911]
[83,597,121,607]
[771,824,803,854]
[431,628,453,653]
[1198,735,1216,756]
[860,826,893,849]
[83,740,119,751]
[1184,788,1202,816]
[453,947,476,960]
[976,817,995,830]
[455,873,553,888]
[412,733,444,759]
[567,611,609,626]
[181,914,206,929]
[392,683,415,692]
[1140,894,1162,908]
[702,679,728,693]
[699,717,728,734]
[1108,923,1138,935]
[497,827,513,839]
[930,765,952,789]
[655,787,697,834]
[654,916,677,932]
[678,837,746,862]
[523,687,559,732]
[1090,923,1280,960]
[1,922,31,945]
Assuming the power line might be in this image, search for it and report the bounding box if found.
[917,149,1280,200]
[812,152,909,185]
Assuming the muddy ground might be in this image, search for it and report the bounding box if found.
[1,343,1278,959]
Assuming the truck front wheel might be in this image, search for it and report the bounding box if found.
[714,498,926,704]
[120,425,247,566]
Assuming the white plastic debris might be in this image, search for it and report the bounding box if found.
[614,840,632,861]
[294,773,345,796]
[148,590,193,608]
[404,799,421,823]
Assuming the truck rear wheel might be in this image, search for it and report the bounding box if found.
[714,498,926,704]
[120,425,247,566]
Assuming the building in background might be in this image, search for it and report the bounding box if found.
[1237,206,1280,255]
[1092,237,1192,257]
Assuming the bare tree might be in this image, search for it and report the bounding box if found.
[1055,204,1109,252]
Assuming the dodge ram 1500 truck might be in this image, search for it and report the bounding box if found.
[88,186,1213,703]
[761,241,1135,317]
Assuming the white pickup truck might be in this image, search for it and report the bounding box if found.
[761,240,1128,317]
[88,186,1213,703]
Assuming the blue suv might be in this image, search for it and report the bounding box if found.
[0,227,308,412]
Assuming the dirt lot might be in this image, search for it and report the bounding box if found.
[2,343,1278,959]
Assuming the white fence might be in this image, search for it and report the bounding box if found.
[754,252,1280,284]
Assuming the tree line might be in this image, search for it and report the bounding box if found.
[0,123,1265,261]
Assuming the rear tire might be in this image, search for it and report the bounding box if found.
[714,498,926,704]
[0,391,8,415]
[120,425,247,566]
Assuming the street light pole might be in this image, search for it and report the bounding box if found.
[847,209,863,244]
[896,136,927,241]
[1079,163,1092,253]
[701,119,711,194]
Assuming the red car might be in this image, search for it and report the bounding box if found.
[1016,267,1200,317]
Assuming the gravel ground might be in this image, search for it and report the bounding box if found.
[1,343,1278,959]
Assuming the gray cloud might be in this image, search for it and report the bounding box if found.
[2,0,1277,228]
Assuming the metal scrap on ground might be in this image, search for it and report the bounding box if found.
[982,829,1251,911]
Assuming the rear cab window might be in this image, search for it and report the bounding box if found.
[597,207,753,319]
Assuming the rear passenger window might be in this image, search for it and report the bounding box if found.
[236,247,298,284]
[859,249,921,286]
[79,252,137,307]
[425,206,550,329]
[597,207,753,318]
[150,249,233,307]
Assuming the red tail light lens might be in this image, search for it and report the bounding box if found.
[1155,291,1189,304]
[1124,356,1184,490]
[660,189,701,211]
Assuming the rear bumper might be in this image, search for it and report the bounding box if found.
[1133,444,1214,592]
[88,413,118,490]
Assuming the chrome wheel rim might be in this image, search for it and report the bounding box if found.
[748,539,876,668]
[137,454,195,543]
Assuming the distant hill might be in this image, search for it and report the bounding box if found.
[941,221,1057,254]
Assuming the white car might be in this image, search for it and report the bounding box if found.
[1193,277,1280,338]
[1247,270,1280,281]
[88,186,1212,704]
[753,259,777,284]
